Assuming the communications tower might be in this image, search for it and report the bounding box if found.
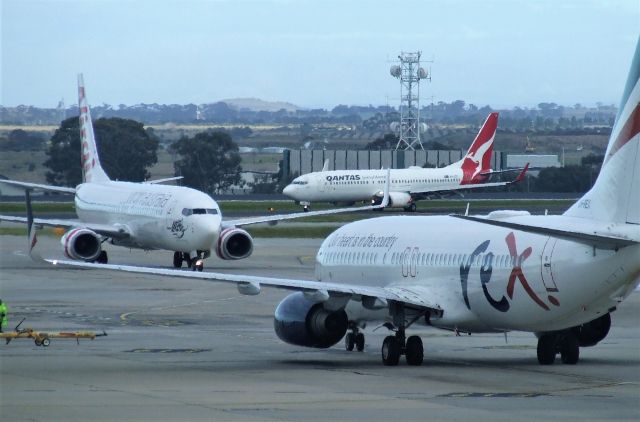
[390,51,430,150]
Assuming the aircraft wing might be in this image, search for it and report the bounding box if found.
[409,164,529,196]
[479,165,529,177]
[45,258,442,313]
[0,179,76,194]
[225,169,390,227]
[451,214,640,249]
[225,202,384,227]
[144,176,184,184]
[0,215,130,239]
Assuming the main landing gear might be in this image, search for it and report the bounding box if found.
[403,203,417,213]
[173,251,205,272]
[537,331,580,365]
[381,302,425,366]
[344,323,365,352]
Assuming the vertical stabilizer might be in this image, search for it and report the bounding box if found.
[460,112,499,184]
[565,39,640,224]
[78,74,110,183]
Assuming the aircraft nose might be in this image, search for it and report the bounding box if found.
[283,184,296,198]
[194,216,220,248]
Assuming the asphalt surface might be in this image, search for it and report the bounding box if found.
[0,234,638,421]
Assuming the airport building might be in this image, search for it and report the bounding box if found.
[283,149,505,177]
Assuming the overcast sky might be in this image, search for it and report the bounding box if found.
[2,0,638,109]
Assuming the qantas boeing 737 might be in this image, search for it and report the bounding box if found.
[44,39,639,366]
[283,112,528,212]
[0,75,388,270]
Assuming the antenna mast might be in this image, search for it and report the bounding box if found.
[390,51,430,150]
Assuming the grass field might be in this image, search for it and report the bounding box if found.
[0,198,574,214]
[0,198,574,237]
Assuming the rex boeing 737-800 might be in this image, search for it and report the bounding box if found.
[0,75,389,271]
[44,38,639,367]
[283,112,528,212]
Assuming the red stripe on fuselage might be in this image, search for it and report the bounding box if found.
[605,103,640,164]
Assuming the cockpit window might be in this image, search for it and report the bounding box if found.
[182,208,219,216]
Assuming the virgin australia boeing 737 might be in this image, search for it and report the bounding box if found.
[45,38,639,366]
[0,75,388,271]
[283,112,528,212]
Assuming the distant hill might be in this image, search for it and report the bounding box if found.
[220,98,302,112]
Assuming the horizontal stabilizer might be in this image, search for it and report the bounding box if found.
[452,214,639,249]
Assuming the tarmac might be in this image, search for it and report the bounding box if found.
[0,233,638,421]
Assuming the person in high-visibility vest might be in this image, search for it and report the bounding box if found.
[0,299,8,332]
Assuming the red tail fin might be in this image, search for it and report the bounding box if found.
[460,112,499,184]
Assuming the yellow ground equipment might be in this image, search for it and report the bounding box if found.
[0,318,107,347]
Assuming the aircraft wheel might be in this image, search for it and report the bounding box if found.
[537,334,556,365]
[345,332,355,351]
[355,333,365,352]
[34,339,42,346]
[409,203,417,212]
[381,336,400,366]
[405,335,423,366]
[184,254,193,269]
[42,338,50,347]
[194,260,204,272]
[173,252,183,268]
[303,205,309,213]
[96,251,108,264]
[560,332,580,364]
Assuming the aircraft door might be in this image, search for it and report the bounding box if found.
[540,237,559,292]
[165,199,180,231]
[319,177,326,192]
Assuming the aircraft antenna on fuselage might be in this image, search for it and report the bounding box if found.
[77,74,110,184]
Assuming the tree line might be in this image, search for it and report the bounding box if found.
[23,116,606,195]
[43,116,243,195]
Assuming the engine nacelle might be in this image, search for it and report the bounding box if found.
[216,227,253,260]
[373,191,412,208]
[574,313,611,347]
[274,292,348,348]
[60,228,102,261]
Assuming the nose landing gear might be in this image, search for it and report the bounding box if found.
[173,251,208,271]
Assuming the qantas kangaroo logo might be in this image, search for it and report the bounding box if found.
[460,232,560,312]
[460,112,497,185]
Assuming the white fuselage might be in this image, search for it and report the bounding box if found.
[314,216,640,333]
[284,165,466,203]
[74,181,221,252]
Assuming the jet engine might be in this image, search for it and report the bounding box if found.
[60,228,102,261]
[373,191,412,208]
[216,227,253,260]
[273,292,348,348]
[574,313,611,347]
